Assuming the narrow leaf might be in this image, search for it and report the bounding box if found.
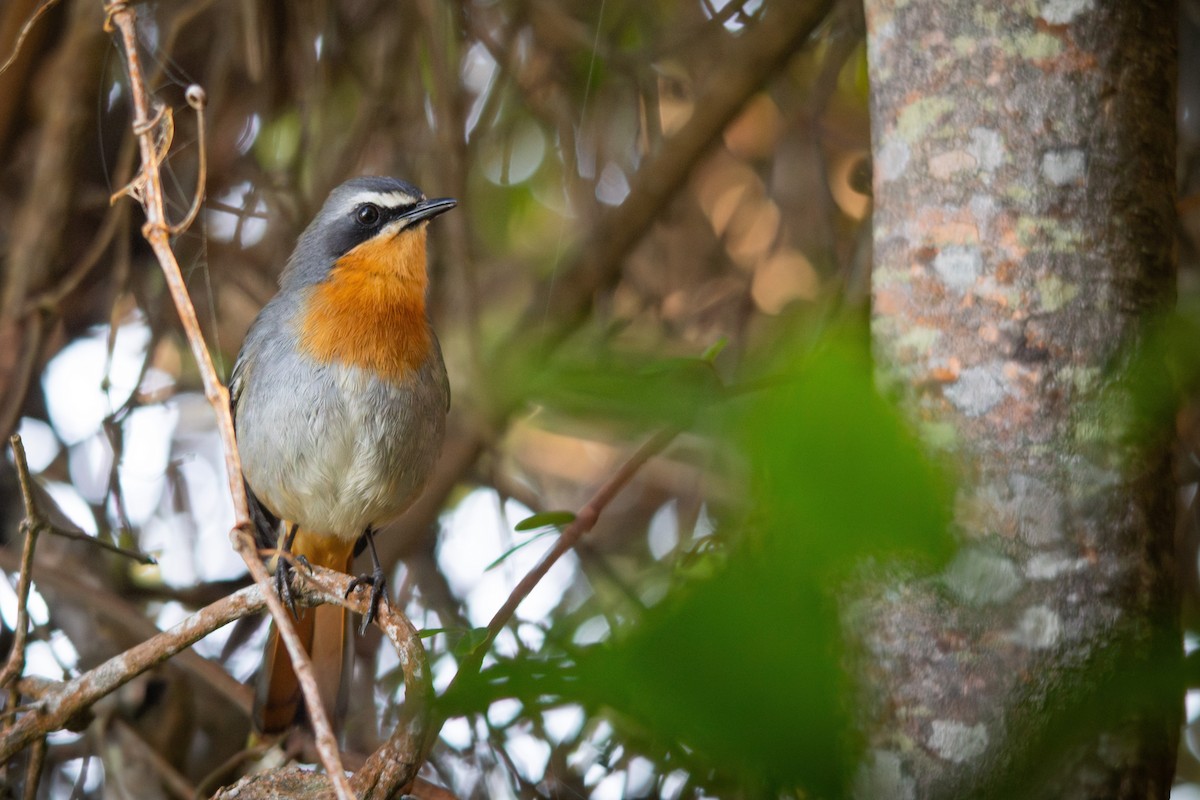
[485,529,559,571]
[514,511,576,532]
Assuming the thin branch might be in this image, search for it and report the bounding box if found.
[41,522,156,565]
[21,735,45,800]
[0,565,427,785]
[0,520,253,723]
[99,3,352,795]
[0,0,60,77]
[442,428,678,701]
[0,583,263,762]
[1,436,44,697]
[166,85,207,236]
[0,313,44,440]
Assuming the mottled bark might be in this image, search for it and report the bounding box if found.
[858,2,1179,799]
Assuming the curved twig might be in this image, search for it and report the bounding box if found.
[167,85,207,236]
[99,3,351,796]
[0,0,61,77]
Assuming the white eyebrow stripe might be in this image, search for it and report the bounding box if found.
[330,190,421,219]
[348,190,420,210]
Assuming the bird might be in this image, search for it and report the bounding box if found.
[230,176,454,734]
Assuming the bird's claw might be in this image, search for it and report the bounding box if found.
[273,557,300,619]
[345,568,389,635]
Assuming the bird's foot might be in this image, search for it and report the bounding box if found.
[345,566,389,635]
[273,557,301,619]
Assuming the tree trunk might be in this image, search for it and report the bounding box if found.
[857,2,1179,798]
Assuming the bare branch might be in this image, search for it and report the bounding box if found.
[0,314,44,439]
[1,436,44,697]
[0,548,251,717]
[99,2,351,795]
[0,564,428,790]
[20,735,44,800]
[0,0,60,77]
[443,428,678,700]
[0,583,263,762]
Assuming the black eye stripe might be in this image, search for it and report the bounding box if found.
[353,202,422,226]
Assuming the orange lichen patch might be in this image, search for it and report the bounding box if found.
[928,360,960,383]
[928,150,978,180]
[931,220,981,246]
[874,288,904,316]
[995,222,1028,263]
[913,207,980,247]
[994,260,1018,284]
[1002,361,1029,383]
[298,229,432,383]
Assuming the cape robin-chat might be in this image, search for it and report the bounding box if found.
[231,176,453,733]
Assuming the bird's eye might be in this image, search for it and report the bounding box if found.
[356,204,381,226]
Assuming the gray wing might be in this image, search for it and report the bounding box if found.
[230,329,281,549]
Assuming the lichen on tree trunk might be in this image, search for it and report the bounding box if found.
[858,2,1179,798]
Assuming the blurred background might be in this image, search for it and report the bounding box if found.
[0,0,1198,798]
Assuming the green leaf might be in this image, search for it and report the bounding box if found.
[701,336,729,363]
[736,327,953,574]
[453,627,491,659]
[514,511,576,532]
[485,529,559,571]
[416,628,448,639]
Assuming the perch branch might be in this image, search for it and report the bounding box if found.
[0,548,252,716]
[0,565,428,790]
[0,583,264,762]
[100,3,350,795]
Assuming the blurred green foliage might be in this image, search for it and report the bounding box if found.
[1119,302,1200,438]
[444,323,955,796]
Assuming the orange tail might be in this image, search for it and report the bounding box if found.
[254,527,355,734]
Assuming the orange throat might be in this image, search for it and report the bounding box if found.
[298,229,433,382]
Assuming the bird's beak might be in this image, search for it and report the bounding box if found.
[401,197,457,225]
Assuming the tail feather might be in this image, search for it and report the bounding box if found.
[254,526,354,734]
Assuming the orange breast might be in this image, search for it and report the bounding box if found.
[298,230,433,383]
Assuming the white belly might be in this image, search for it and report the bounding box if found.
[239,362,446,540]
